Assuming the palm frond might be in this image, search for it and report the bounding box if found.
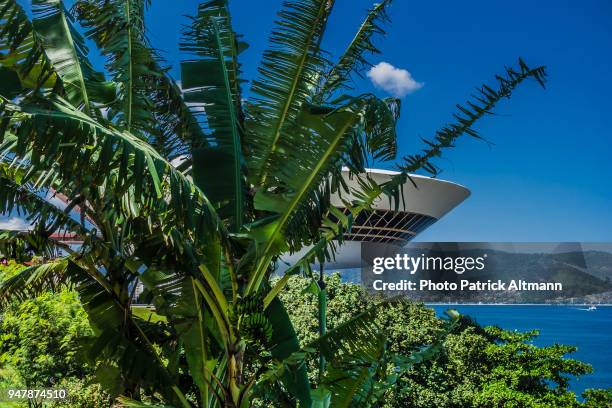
[263,297,313,407]
[318,0,392,98]
[263,93,399,258]
[0,94,225,248]
[0,161,90,237]
[32,0,114,111]
[181,0,245,230]
[182,0,245,120]
[401,58,546,175]
[322,309,460,407]
[0,0,57,95]
[255,93,400,300]
[313,300,388,363]
[247,101,362,294]
[72,0,204,160]
[327,59,548,221]
[139,267,226,405]
[69,260,188,405]
[0,257,70,306]
[71,0,156,131]
[256,298,404,405]
[348,94,399,164]
[264,207,353,307]
[245,0,335,186]
[347,170,409,212]
[0,229,66,259]
[148,77,204,162]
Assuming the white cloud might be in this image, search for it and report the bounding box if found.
[367,62,424,97]
[0,217,31,231]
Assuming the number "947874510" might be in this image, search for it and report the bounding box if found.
[1,388,67,401]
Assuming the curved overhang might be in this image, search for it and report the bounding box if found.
[277,169,470,271]
[335,168,470,220]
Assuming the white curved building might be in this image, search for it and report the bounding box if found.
[279,168,470,270]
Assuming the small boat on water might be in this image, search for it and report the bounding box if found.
[576,305,598,311]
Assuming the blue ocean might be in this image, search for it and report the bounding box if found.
[431,305,612,395]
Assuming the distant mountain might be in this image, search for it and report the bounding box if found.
[354,248,612,304]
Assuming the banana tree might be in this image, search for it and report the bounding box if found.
[0,0,546,406]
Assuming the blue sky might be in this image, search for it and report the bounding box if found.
[145,0,612,242]
[4,0,612,241]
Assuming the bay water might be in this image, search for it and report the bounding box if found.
[431,305,612,395]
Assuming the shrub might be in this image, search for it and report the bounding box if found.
[0,262,110,407]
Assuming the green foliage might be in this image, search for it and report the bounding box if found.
[0,0,57,94]
[582,388,612,407]
[49,377,113,408]
[0,264,110,407]
[318,0,391,98]
[0,288,92,387]
[3,264,610,407]
[0,0,549,405]
[279,274,611,408]
[0,260,27,281]
[181,1,246,229]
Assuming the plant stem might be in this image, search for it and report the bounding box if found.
[318,262,327,383]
